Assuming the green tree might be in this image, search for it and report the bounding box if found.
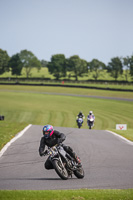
[0,49,10,74]
[67,55,88,81]
[128,55,133,78]
[47,54,66,80]
[19,50,41,78]
[41,59,48,68]
[9,53,23,76]
[107,57,123,80]
[122,56,131,81]
[88,59,106,80]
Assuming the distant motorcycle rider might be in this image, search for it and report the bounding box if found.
[76,111,85,123]
[39,125,81,170]
[87,111,95,126]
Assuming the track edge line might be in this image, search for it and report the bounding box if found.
[0,124,32,157]
[106,130,133,145]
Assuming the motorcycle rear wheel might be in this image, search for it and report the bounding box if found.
[74,166,84,179]
[53,159,68,180]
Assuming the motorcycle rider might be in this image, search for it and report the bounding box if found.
[76,111,85,124]
[39,125,81,170]
[87,111,95,126]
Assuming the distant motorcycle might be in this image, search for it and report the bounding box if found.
[77,117,83,128]
[43,144,84,180]
[87,116,94,129]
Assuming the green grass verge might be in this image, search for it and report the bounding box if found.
[109,129,133,142]
[0,189,133,200]
[0,121,28,149]
[0,81,133,91]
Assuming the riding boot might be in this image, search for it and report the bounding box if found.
[74,154,81,166]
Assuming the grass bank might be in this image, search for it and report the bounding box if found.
[0,121,28,149]
[0,85,133,150]
[0,189,133,200]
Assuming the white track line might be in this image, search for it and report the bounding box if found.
[107,130,133,145]
[0,124,32,157]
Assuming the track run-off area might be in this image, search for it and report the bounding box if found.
[0,125,133,190]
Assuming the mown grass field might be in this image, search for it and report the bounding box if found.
[0,189,133,200]
[1,84,133,98]
[0,85,133,150]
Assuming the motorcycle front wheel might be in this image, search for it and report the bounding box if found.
[53,159,68,180]
[78,124,81,128]
[74,166,84,179]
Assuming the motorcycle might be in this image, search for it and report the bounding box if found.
[87,115,94,129]
[77,117,83,128]
[43,144,84,180]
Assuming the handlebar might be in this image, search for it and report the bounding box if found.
[43,144,61,156]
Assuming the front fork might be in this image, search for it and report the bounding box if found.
[51,156,66,171]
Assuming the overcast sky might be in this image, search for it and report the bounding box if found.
[0,0,133,64]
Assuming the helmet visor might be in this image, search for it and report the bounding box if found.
[44,131,49,135]
[43,131,50,135]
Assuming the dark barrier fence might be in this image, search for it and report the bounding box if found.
[0,77,133,84]
[0,82,133,92]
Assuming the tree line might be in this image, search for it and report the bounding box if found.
[0,48,133,81]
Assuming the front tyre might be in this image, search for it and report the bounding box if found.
[52,159,68,180]
[74,166,84,179]
[78,123,81,128]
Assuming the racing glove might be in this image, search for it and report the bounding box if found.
[57,138,62,144]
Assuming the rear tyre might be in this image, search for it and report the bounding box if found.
[53,159,68,180]
[74,166,84,179]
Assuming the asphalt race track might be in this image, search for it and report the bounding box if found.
[0,125,133,190]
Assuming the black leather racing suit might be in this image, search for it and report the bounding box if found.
[39,130,77,169]
[76,113,85,124]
